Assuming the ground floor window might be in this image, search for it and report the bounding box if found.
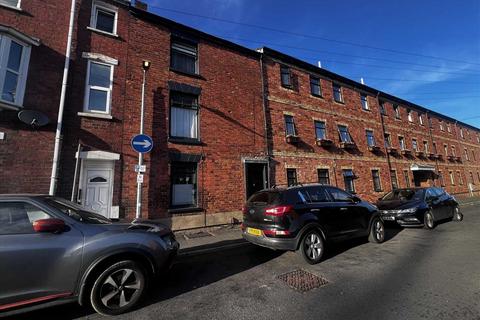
[390,170,398,189]
[403,170,410,188]
[171,162,197,208]
[317,169,330,185]
[371,170,382,192]
[286,168,297,186]
[343,170,355,193]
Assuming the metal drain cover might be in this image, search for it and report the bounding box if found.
[277,269,329,293]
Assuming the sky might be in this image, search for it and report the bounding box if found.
[144,0,480,128]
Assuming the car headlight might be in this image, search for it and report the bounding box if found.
[397,208,417,214]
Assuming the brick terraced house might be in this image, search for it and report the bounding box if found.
[0,1,479,229]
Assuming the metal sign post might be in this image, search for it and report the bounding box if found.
[133,61,151,219]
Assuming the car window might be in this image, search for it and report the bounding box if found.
[0,202,51,235]
[45,198,111,224]
[381,189,424,201]
[306,186,330,203]
[326,187,352,202]
[425,189,436,200]
[434,188,445,196]
[248,191,281,205]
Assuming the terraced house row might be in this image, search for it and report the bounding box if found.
[0,0,479,229]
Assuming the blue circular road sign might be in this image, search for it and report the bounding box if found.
[131,134,153,153]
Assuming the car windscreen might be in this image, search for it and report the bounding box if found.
[45,198,112,224]
[381,189,425,201]
[247,191,282,205]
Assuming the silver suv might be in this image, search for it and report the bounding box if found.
[0,195,179,316]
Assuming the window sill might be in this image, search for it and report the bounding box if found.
[168,137,203,145]
[168,207,203,214]
[169,68,205,80]
[311,94,324,99]
[0,100,21,111]
[361,108,371,112]
[333,100,345,105]
[86,26,119,39]
[77,112,113,120]
[0,3,22,12]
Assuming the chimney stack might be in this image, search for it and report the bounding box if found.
[135,0,148,10]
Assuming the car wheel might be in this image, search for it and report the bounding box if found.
[90,260,146,316]
[424,211,435,229]
[453,206,463,222]
[368,218,385,243]
[298,229,324,265]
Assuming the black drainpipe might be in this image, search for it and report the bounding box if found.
[377,93,394,188]
[259,52,272,187]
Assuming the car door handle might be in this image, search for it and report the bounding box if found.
[340,208,348,211]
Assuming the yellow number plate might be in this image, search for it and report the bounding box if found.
[247,227,262,236]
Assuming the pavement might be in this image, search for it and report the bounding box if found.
[15,204,480,320]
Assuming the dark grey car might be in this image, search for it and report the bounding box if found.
[0,195,179,316]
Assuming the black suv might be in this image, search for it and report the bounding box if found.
[242,184,385,264]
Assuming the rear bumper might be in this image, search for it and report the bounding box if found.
[242,230,297,251]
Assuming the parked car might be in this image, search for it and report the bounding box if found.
[241,184,385,264]
[376,187,463,229]
[0,195,179,316]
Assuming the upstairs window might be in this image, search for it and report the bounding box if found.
[90,1,118,35]
[384,133,391,148]
[419,114,424,125]
[0,0,20,9]
[360,94,369,110]
[407,109,413,122]
[84,61,114,114]
[451,146,456,157]
[0,35,31,106]
[423,141,429,153]
[286,168,297,187]
[314,121,326,140]
[317,169,330,185]
[171,38,198,75]
[280,65,291,88]
[338,125,352,143]
[393,105,400,119]
[379,101,386,115]
[366,130,375,147]
[444,144,448,156]
[310,76,321,96]
[447,123,451,133]
[412,139,418,151]
[284,115,296,136]
[449,171,455,185]
[398,136,406,150]
[403,170,411,188]
[460,128,464,139]
[332,84,343,103]
[433,142,437,154]
[428,117,433,128]
[439,121,445,131]
[464,148,469,161]
[472,150,476,161]
[170,92,199,140]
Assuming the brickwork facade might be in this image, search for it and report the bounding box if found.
[0,1,478,229]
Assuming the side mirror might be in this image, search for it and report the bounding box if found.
[351,196,361,203]
[33,218,66,233]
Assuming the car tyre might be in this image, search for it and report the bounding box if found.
[298,229,324,265]
[424,211,435,229]
[453,206,463,222]
[368,218,385,243]
[90,260,146,316]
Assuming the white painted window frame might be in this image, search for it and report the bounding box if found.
[83,60,114,114]
[0,34,31,107]
[90,0,118,36]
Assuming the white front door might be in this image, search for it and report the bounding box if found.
[81,162,114,218]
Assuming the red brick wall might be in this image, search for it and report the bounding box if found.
[262,55,480,202]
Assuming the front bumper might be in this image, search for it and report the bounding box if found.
[242,230,297,251]
[381,213,422,227]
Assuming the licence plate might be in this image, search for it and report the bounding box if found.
[247,227,262,236]
[383,215,395,221]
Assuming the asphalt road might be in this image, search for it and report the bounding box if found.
[11,205,480,320]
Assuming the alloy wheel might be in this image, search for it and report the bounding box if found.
[425,212,434,229]
[374,220,385,242]
[99,268,142,309]
[304,233,323,261]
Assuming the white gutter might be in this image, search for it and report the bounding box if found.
[49,0,76,195]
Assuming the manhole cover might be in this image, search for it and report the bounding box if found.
[184,231,213,239]
[277,269,329,293]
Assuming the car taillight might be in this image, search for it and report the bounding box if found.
[263,229,291,237]
[264,205,293,216]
